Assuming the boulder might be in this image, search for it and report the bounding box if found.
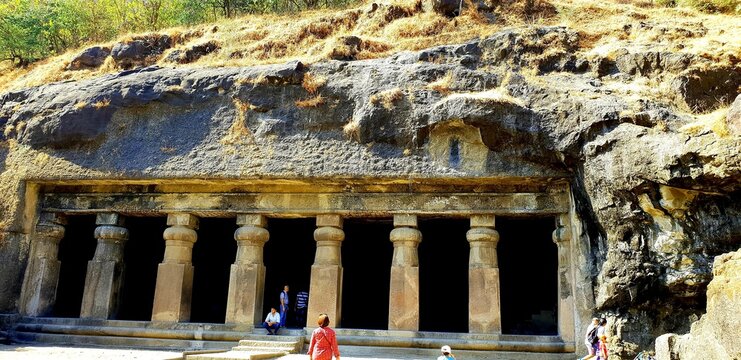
[327,36,362,61]
[425,0,461,17]
[656,249,741,359]
[671,66,741,113]
[165,41,220,64]
[111,35,173,69]
[66,46,111,70]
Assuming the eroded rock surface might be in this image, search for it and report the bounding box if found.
[655,249,741,360]
[0,26,739,359]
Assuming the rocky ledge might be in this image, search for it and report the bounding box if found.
[0,26,739,359]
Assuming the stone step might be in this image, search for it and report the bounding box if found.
[14,322,247,342]
[14,316,253,333]
[185,350,286,360]
[336,344,577,360]
[13,331,236,351]
[237,339,301,348]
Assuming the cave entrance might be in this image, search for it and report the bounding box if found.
[53,215,97,318]
[117,216,167,321]
[190,218,237,323]
[419,218,469,333]
[498,216,558,335]
[262,218,314,328]
[341,218,393,330]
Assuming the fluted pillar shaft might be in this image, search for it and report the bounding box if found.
[80,213,129,319]
[151,213,199,322]
[388,214,422,331]
[553,214,575,341]
[467,215,501,334]
[19,212,67,316]
[307,215,344,328]
[225,214,269,326]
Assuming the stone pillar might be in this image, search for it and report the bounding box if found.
[151,213,199,322]
[19,212,67,316]
[80,213,129,319]
[467,215,501,334]
[307,215,344,328]
[225,214,269,326]
[553,214,576,342]
[388,214,422,331]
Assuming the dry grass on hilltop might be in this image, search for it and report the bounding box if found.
[0,0,739,93]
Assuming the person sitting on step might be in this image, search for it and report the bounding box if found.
[263,307,281,335]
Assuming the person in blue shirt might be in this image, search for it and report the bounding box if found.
[263,307,281,335]
[280,285,290,328]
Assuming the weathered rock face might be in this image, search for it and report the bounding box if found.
[655,249,741,360]
[0,25,739,359]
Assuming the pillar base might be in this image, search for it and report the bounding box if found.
[307,264,342,328]
[151,263,194,322]
[225,263,265,325]
[388,266,419,331]
[19,258,61,317]
[469,267,501,334]
[80,260,124,319]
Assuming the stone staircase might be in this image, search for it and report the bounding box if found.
[182,328,304,360]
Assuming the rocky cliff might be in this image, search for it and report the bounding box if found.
[0,17,739,359]
[656,248,741,360]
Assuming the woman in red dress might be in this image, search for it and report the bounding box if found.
[308,313,340,360]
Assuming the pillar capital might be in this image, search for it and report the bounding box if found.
[316,214,343,228]
[237,214,268,227]
[96,213,125,226]
[167,213,199,229]
[390,217,422,267]
[552,214,571,244]
[313,215,344,266]
[162,214,199,265]
[467,215,499,268]
[34,212,67,259]
[393,214,417,228]
[234,214,269,264]
[470,214,495,228]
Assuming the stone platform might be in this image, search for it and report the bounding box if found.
[2,316,576,359]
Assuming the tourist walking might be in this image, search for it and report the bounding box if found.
[308,313,340,360]
[437,345,455,360]
[262,307,281,335]
[280,285,290,327]
[294,289,309,327]
[596,318,608,360]
[580,317,600,360]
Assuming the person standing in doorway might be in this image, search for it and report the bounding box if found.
[580,317,600,360]
[262,307,281,335]
[308,313,340,360]
[437,345,455,360]
[280,285,290,328]
[294,289,309,327]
